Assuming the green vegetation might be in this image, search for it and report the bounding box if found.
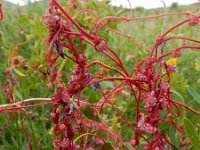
[0,1,199,149]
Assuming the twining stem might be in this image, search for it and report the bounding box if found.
[93,11,192,34]
[52,0,94,40]
[73,133,108,150]
[163,36,200,43]
[0,98,51,109]
[86,61,126,77]
[150,17,199,56]
[158,45,200,60]
[0,1,3,21]
[170,99,200,115]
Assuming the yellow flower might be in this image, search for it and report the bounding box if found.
[166,57,177,65]
[195,58,200,71]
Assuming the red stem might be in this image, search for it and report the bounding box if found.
[52,0,94,40]
[94,12,192,34]
[169,99,200,115]
[0,3,3,21]
[164,36,200,43]
[150,18,193,56]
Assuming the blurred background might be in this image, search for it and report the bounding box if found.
[4,0,200,8]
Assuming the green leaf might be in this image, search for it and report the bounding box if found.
[124,142,135,150]
[175,131,181,149]
[169,126,176,147]
[102,142,114,150]
[14,89,23,100]
[116,9,125,16]
[83,86,101,104]
[80,106,93,120]
[13,68,26,77]
[187,87,200,104]
[100,81,114,90]
[98,30,109,41]
[95,114,101,123]
[58,59,66,73]
[88,91,100,103]
[159,122,171,130]
[170,90,184,102]
[184,118,200,150]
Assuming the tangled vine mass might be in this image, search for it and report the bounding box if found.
[0,0,200,150]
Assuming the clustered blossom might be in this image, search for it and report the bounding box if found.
[45,3,99,147]
[47,66,58,89]
[68,55,95,90]
[50,57,96,149]
[137,113,158,134]
[160,82,170,93]
[143,92,157,112]
[189,15,199,26]
[45,13,61,43]
[1,67,16,103]
[50,87,77,149]
[167,63,177,73]
[136,74,147,81]
[143,134,165,150]
[159,97,168,109]
[45,14,60,27]
[94,38,107,53]
[133,57,173,149]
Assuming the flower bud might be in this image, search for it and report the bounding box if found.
[45,14,60,26]
[50,113,56,119]
[167,63,177,73]
[62,91,70,103]
[59,124,66,130]
[160,82,170,92]
[95,39,106,53]
[171,48,182,57]
[136,74,147,81]
[189,16,199,26]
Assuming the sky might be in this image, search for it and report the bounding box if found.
[5,0,199,8]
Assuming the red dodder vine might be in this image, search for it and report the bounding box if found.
[0,0,3,21]
[0,0,200,149]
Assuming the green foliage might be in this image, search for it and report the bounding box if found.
[123,143,135,150]
[184,118,200,150]
[187,87,200,104]
[0,0,199,149]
